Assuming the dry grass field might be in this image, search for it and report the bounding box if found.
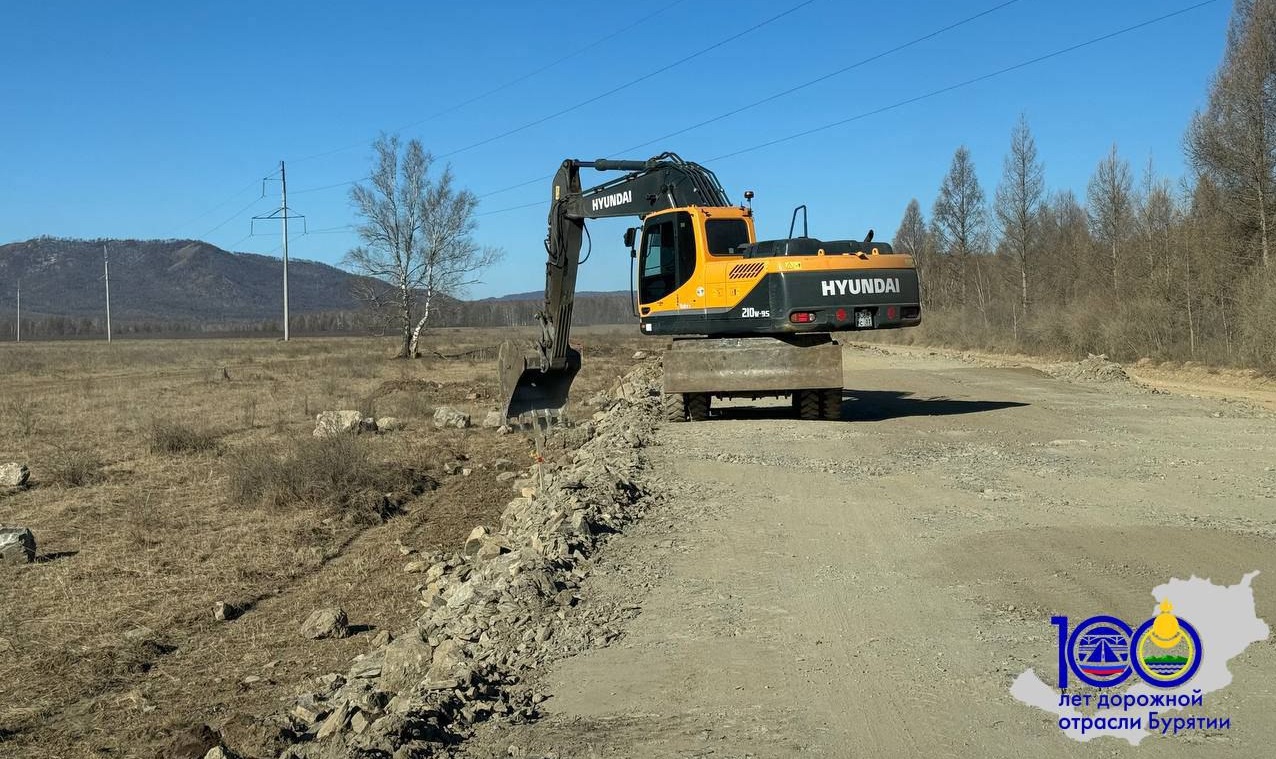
[0,326,649,758]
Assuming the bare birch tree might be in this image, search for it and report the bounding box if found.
[994,115,1045,316]
[1187,0,1276,269]
[345,135,502,358]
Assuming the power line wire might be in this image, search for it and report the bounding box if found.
[477,200,542,217]
[290,0,819,196]
[287,0,691,165]
[708,0,1220,163]
[614,0,1023,156]
[476,0,1022,201]
[196,193,269,240]
[436,0,818,160]
[166,178,262,237]
[473,0,1220,218]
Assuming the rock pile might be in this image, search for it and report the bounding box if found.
[1045,353,1131,384]
[272,363,663,759]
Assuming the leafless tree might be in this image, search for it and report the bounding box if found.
[1187,0,1276,269]
[893,199,933,306]
[345,135,502,358]
[994,115,1045,316]
[1036,189,1092,306]
[932,146,989,304]
[1135,158,1179,296]
[1086,144,1134,291]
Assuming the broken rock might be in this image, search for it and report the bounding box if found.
[376,417,404,432]
[433,407,471,429]
[315,700,351,740]
[425,638,468,682]
[0,527,36,565]
[482,410,504,429]
[313,411,376,438]
[379,632,433,691]
[213,601,242,622]
[0,463,30,490]
[300,607,349,640]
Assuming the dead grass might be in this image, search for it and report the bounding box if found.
[147,418,221,454]
[44,445,105,487]
[226,434,433,523]
[0,327,650,758]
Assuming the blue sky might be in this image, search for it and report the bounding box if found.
[0,0,1230,298]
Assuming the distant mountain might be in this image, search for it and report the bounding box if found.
[0,237,364,323]
[0,237,635,337]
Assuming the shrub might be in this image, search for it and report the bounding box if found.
[225,435,431,522]
[47,446,105,487]
[148,419,219,454]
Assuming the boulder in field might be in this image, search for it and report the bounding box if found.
[300,607,349,640]
[0,527,35,565]
[1,463,30,491]
[313,411,376,438]
[433,407,471,429]
[376,417,404,432]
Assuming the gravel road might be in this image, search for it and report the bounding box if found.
[463,345,1276,758]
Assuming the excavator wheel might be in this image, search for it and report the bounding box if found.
[795,390,822,421]
[686,393,711,422]
[821,388,843,421]
[662,392,686,422]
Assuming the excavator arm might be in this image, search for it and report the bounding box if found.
[498,153,730,421]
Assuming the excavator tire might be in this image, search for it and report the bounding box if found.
[686,393,711,421]
[796,390,822,421]
[662,392,686,422]
[821,388,843,421]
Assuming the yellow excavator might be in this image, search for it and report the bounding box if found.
[497,152,921,422]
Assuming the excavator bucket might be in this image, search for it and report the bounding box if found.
[497,340,582,423]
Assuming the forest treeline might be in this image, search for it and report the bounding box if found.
[0,295,635,340]
[892,0,1276,371]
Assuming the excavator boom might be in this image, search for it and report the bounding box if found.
[499,153,729,421]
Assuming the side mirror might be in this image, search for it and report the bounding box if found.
[623,227,637,249]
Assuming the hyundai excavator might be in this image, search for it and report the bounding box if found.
[497,152,921,423]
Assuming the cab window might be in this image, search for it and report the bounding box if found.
[639,211,697,303]
[705,218,750,255]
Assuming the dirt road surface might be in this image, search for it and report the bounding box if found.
[463,345,1276,758]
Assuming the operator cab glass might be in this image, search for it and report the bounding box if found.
[705,218,750,256]
[639,211,696,303]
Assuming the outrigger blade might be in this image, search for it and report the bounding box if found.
[497,340,582,423]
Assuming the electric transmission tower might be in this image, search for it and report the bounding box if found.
[252,161,306,340]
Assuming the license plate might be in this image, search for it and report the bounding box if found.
[856,311,874,328]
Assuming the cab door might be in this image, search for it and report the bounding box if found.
[637,211,700,316]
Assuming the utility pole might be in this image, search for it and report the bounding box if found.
[281,161,290,341]
[253,161,305,341]
[103,244,112,342]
